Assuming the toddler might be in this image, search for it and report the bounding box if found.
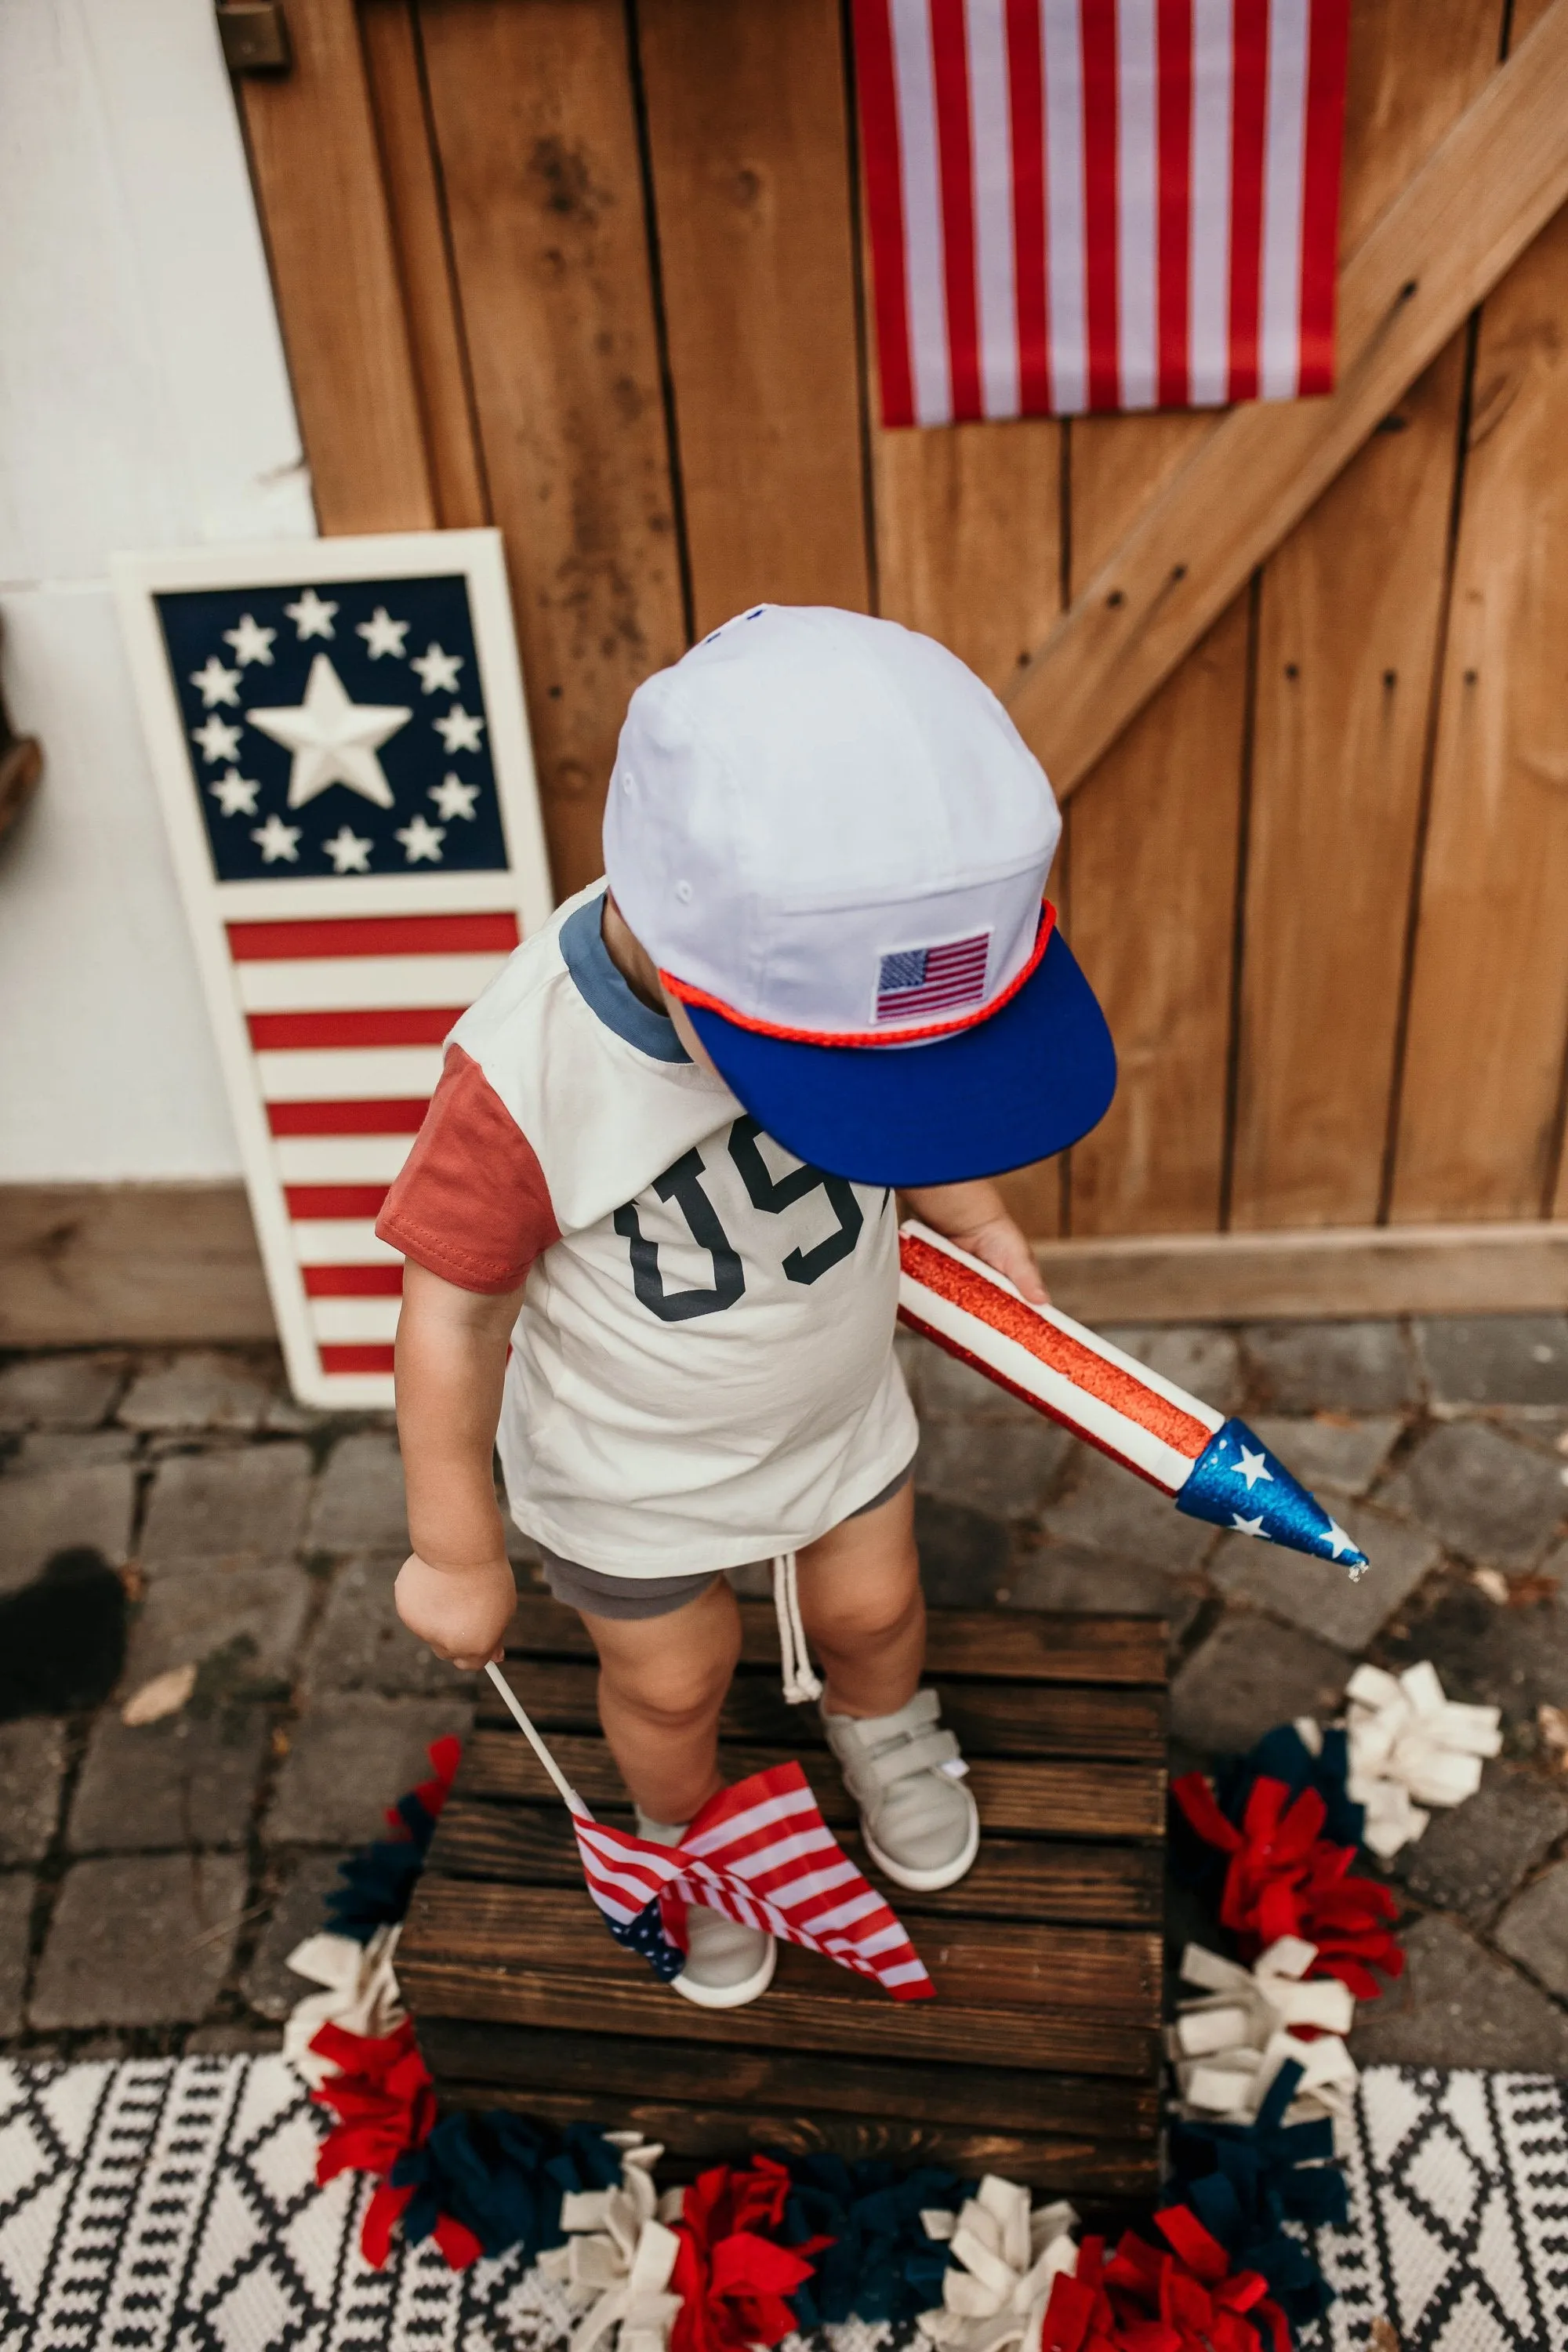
[385,606,1115,2007]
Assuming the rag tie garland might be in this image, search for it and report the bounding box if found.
[539,2133,684,2352]
[917,2176,1080,2352]
[1167,1936,1356,2128]
[782,2155,962,2328]
[1038,2215,1287,2352]
[324,1734,460,1940]
[283,1922,405,2086]
[1341,1661,1501,1858]
[665,2160,829,2352]
[1169,1771,1402,2001]
[1163,2063,1348,2336]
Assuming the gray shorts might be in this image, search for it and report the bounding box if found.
[536,1458,916,1622]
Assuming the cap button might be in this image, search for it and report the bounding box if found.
[675,880,693,903]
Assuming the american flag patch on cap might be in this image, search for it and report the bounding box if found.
[875,931,990,1022]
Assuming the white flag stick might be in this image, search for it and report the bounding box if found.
[483,1659,588,1815]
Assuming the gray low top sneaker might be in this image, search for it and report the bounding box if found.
[822,1688,980,1892]
[635,1809,776,2008]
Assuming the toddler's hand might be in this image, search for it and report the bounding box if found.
[958,1210,1050,1304]
[395,1551,517,1670]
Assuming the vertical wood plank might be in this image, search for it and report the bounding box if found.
[418,0,688,898]
[1065,599,1251,1237]
[873,422,1062,695]
[1063,405,1247,1240]
[238,0,434,531]
[361,0,489,529]
[1390,198,1568,1221]
[1228,0,1504,1230]
[635,0,869,632]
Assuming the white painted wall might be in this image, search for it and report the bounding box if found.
[0,0,314,1180]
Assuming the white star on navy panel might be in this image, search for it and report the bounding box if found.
[157,570,510,881]
[248,655,411,811]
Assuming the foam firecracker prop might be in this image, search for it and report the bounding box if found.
[917,2178,1080,2352]
[898,1223,1367,1573]
[1167,1938,1356,2127]
[1171,1773,1402,2000]
[1341,1661,1501,1858]
[483,1663,933,2000]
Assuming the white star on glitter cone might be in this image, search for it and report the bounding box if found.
[357,604,409,659]
[322,826,373,873]
[434,702,485,753]
[247,653,410,811]
[1236,1446,1274,1490]
[538,2136,684,2352]
[918,2177,1079,2352]
[223,612,276,666]
[284,587,338,639]
[1230,1512,1268,1538]
[395,814,445,863]
[192,715,243,764]
[209,770,260,818]
[1344,1661,1502,1858]
[190,655,241,709]
[411,641,463,695]
[429,772,479,821]
[1167,1936,1357,2129]
[252,812,301,863]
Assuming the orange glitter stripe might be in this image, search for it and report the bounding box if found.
[899,1232,1212,1461]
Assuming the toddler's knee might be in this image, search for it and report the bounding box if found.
[814,1577,920,1653]
[605,1640,735,1733]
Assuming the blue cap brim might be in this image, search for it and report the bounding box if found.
[684,924,1116,1186]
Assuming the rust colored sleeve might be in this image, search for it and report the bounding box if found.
[376,1044,560,1294]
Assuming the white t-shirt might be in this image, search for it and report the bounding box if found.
[377,884,917,1576]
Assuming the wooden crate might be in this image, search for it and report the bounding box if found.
[398,1594,1167,2194]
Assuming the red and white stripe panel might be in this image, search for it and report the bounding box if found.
[227,909,518,1383]
[898,1220,1221,1492]
[854,0,1349,426]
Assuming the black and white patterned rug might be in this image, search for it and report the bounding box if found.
[2,2056,1566,2351]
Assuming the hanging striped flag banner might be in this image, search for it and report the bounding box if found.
[854,0,1351,427]
[114,531,553,1409]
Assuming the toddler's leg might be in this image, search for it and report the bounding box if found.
[582,1577,741,1827]
[793,1478,924,1715]
[797,1479,978,1892]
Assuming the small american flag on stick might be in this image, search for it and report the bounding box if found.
[485,1667,934,2002]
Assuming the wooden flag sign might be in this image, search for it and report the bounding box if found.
[113,531,551,1409]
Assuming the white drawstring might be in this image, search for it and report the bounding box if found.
[771,1552,822,1704]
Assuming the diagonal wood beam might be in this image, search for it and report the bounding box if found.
[1005,0,1568,796]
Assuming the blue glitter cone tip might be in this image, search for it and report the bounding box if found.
[1173,1417,1369,1576]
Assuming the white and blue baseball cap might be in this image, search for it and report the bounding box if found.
[602,605,1115,1187]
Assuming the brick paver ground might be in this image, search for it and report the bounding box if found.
[1,1315,1566,2066]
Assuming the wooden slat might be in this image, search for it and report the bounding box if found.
[1004,0,1568,793]
[1062,598,1250,1236]
[416,2016,1158,2135]
[481,1659,1165,1760]
[417,0,688,896]
[237,0,434,531]
[503,1592,1167,1685]
[1229,0,1502,1231]
[635,0,868,630]
[430,2082,1158,2191]
[428,1798,1165,1924]
[402,1883,1156,2013]
[359,0,489,528]
[1391,194,1568,1219]
[0,1184,275,1346]
[397,1912,1158,2075]
[455,1730,1164,1839]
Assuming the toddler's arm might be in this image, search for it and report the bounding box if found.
[393,1259,528,1669]
[901,1179,1049,1303]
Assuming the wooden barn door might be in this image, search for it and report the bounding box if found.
[234,0,1568,1306]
